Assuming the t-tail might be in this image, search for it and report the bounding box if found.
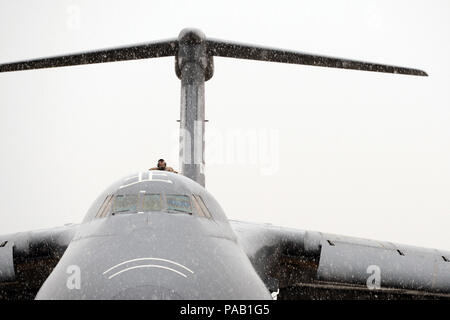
[0,28,428,187]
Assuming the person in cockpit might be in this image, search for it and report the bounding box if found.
[149,159,178,173]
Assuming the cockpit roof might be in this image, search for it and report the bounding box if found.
[82,171,227,223]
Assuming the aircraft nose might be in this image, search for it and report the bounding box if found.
[101,255,195,299]
[113,285,183,300]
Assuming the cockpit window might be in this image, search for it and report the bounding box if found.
[96,195,113,218]
[192,194,212,218]
[142,194,162,212]
[166,195,192,214]
[191,195,204,217]
[112,194,138,214]
[95,193,203,218]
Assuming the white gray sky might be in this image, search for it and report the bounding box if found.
[1,0,449,250]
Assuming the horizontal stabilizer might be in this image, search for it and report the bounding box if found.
[206,39,428,76]
[0,39,178,73]
[0,30,427,77]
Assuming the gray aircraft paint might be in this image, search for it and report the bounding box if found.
[317,240,450,293]
[0,242,14,282]
[2,28,448,300]
[1,172,450,299]
[35,172,271,299]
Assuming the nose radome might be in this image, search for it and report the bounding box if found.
[113,285,184,300]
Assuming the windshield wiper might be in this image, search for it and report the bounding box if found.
[165,208,192,215]
[111,209,135,216]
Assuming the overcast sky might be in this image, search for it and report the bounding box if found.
[0,0,449,250]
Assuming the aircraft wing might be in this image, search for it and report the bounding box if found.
[230,220,450,300]
[0,224,78,300]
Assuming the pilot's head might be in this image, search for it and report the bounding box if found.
[157,159,167,170]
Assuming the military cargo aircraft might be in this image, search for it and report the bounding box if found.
[0,28,448,300]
